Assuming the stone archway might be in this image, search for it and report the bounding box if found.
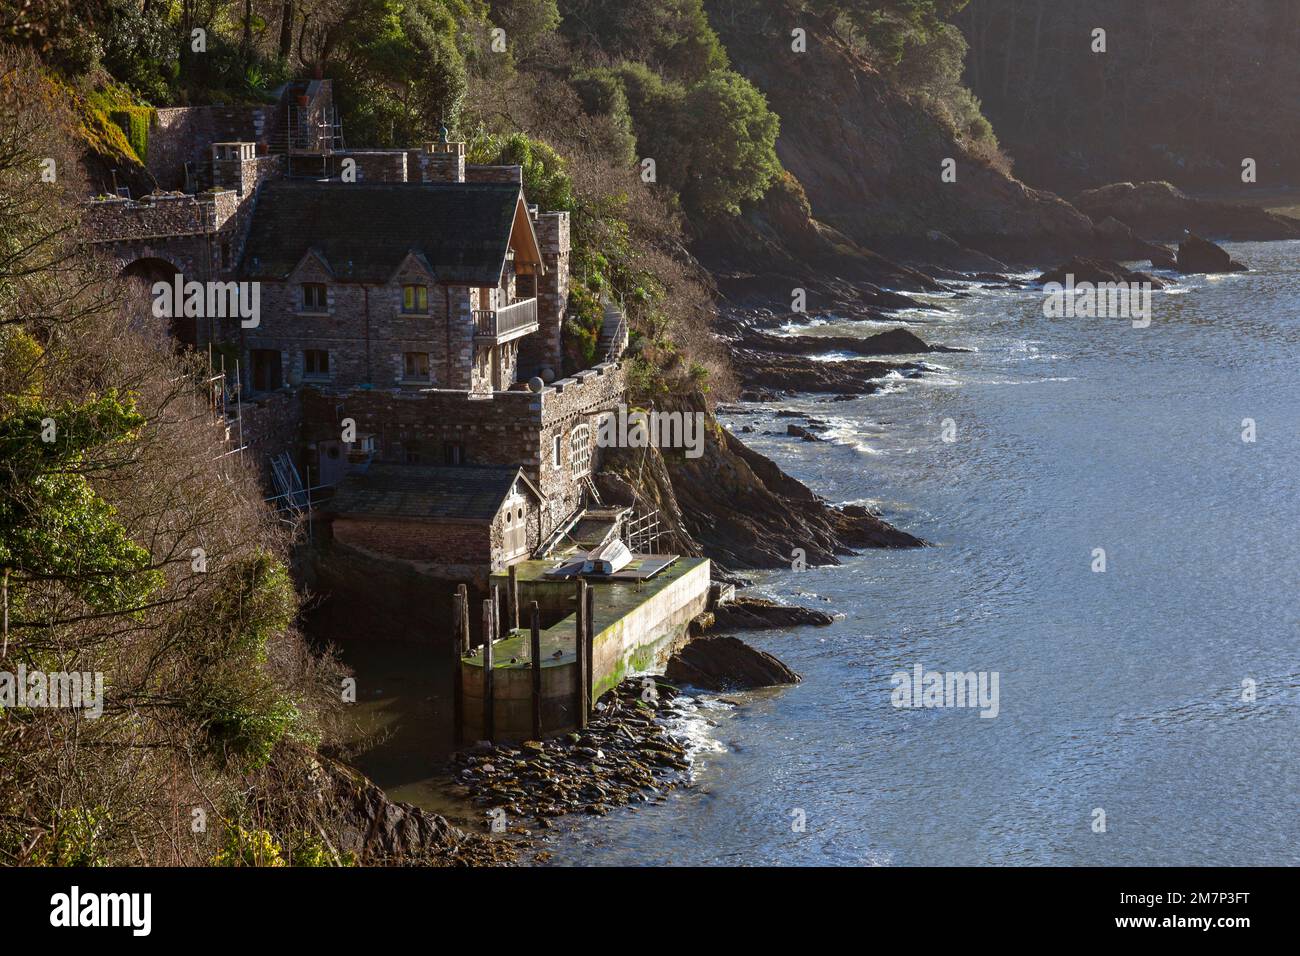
[120,256,197,350]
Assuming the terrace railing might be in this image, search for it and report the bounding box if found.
[473,297,538,340]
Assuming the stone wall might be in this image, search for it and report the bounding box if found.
[521,211,569,379]
[333,150,408,183]
[299,385,544,475]
[465,164,523,184]
[84,179,268,283]
[237,269,479,391]
[296,361,625,532]
[535,362,626,523]
[148,105,272,190]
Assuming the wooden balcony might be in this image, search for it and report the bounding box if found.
[473,297,539,344]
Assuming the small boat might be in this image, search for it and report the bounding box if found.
[581,538,632,576]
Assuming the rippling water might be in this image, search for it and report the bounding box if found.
[544,241,1300,866]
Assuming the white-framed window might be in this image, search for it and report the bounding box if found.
[552,433,562,469]
[570,423,590,478]
[403,351,430,381]
[301,282,327,312]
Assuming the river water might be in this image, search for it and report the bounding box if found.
[535,240,1300,865]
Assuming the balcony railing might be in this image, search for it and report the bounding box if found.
[473,297,538,341]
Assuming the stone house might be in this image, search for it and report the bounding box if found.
[325,465,543,577]
[237,178,560,394]
[79,79,632,584]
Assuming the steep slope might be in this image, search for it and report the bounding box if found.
[704,0,1131,268]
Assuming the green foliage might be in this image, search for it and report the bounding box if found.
[183,553,305,771]
[559,0,728,82]
[489,0,561,64]
[30,808,108,867]
[609,61,781,219]
[889,21,999,155]
[212,826,286,867]
[678,70,781,217]
[468,131,575,211]
[54,77,150,177]
[213,827,356,866]
[569,67,637,165]
[336,0,471,147]
[811,0,972,67]
[0,388,160,615]
[108,107,152,163]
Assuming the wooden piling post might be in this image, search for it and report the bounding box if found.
[508,564,520,633]
[451,591,464,746]
[574,579,589,730]
[452,598,462,749]
[492,584,502,638]
[584,584,596,716]
[529,601,542,741]
[457,584,470,652]
[482,599,495,743]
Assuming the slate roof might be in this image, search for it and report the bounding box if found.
[239,180,523,285]
[327,465,537,522]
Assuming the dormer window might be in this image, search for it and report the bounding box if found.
[401,284,429,314]
[301,283,327,312]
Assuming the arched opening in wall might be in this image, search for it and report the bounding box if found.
[120,257,197,351]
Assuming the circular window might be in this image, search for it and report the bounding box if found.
[505,511,513,526]
[517,507,524,520]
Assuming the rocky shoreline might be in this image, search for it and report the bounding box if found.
[351,197,1286,866]
[444,678,696,863]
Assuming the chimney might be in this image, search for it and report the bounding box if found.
[417,141,466,183]
[211,142,256,195]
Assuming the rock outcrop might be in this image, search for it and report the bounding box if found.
[728,325,964,358]
[731,350,920,395]
[597,396,923,571]
[711,596,836,630]
[311,755,467,863]
[665,635,802,691]
[1176,234,1248,273]
[1075,181,1300,241]
[1037,257,1165,289]
[703,0,1146,268]
[263,748,511,865]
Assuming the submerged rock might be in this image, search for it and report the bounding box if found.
[787,423,826,442]
[665,635,802,691]
[741,326,967,358]
[1037,256,1165,289]
[711,595,836,631]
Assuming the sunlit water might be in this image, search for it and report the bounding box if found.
[538,241,1300,865]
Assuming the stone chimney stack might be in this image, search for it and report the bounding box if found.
[211,142,256,195]
[412,141,466,183]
